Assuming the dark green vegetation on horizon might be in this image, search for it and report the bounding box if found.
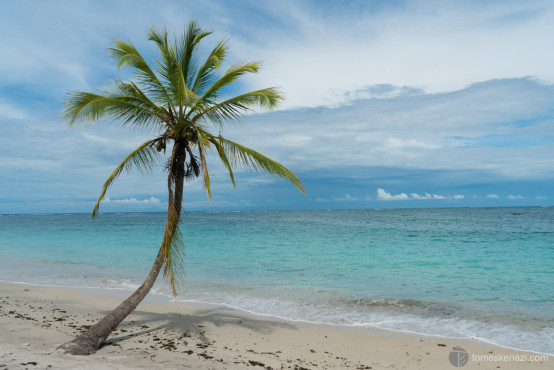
[59,20,304,355]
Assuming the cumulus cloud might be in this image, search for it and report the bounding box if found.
[507,194,524,199]
[102,197,164,206]
[378,188,464,201]
[377,188,410,201]
[410,193,446,200]
[536,195,547,200]
[487,194,499,199]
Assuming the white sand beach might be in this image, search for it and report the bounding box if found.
[0,281,550,369]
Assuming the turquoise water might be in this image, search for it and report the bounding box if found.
[0,208,552,354]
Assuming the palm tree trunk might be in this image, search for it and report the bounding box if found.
[58,245,167,355]
[59,147,186,355]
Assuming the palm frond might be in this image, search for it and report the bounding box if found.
[148,26,185,118]
[195,130,212,199]
[162,186,185,295]
[215,136,305,194]
[163,220,185,295]
[208,137,235,187]
[92,139,161,218]
[191,38,228,94]
[186,62,261,118]
[113,80,169,119]
[64,90,166,132]
[177,20,212,90]
[193,88,283,126]
[148,25,199,119]
[109,39,172,105]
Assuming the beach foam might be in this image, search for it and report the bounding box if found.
[1,208,552,355]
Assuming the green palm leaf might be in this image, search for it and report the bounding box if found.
[191,39,228,94]
[64,90,166,132]
[214,136,305,194]
[162,184,185,295]
[193,88,283,126]
[109,39,172,105]
[208,137,236,187]
[187,62,261,118]
[195,129,212,199]
[177,20,212,89]
[92,139,161,218]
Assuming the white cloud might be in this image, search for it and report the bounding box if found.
[1,1,553,212]
[507,194,524,199]
[2,1,552,110]
[487,194,499,199]
[102,196,164,206]
[410,193,447,200]
[378,188,463,201]
[536,195,547,200]
[239,1,554,109]
[229,78,554,181]
[377,188,410,201]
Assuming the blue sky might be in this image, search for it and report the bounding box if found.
[1,0,553,213]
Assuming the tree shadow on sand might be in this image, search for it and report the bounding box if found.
[101,305,298,348]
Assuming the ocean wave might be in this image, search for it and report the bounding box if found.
[169,289,554,356]
[1,274,552,355]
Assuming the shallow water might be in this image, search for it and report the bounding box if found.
[0,207,552,354]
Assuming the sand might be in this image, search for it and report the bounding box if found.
[0,281,550,369]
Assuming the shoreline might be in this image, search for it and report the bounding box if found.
[1,281,551,369]
[4,279,552,357]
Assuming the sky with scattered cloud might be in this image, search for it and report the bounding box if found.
[1,0,553,213]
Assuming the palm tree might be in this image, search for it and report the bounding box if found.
[59,21,304,355]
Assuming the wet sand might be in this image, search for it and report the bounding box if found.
[0,281,550,369]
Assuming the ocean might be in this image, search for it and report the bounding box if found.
[0,207,552,355]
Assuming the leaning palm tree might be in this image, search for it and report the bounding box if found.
[59,21,304,355]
